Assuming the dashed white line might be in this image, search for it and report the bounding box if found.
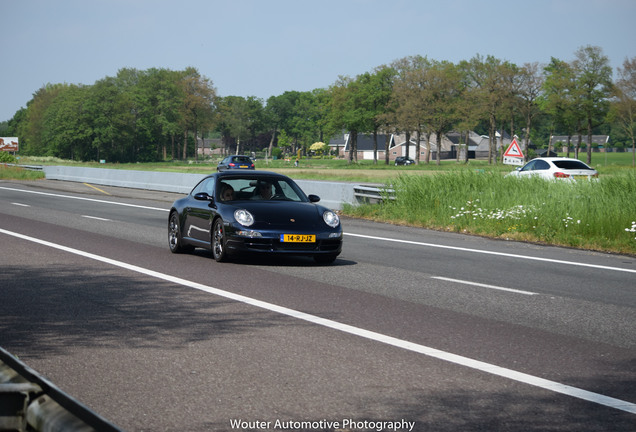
[1,227,634,415]
[81,215,111,222]
[432,276,538,295]
[11,202,30,207]
[0,186,167,212]
[345,232,636,274]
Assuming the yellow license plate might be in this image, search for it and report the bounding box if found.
[280,234,316,243]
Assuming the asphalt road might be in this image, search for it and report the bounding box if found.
[1,179,635,432]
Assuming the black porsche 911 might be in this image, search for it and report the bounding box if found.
[168,171,343,264]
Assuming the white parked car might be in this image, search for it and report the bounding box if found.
[506,157,598,181]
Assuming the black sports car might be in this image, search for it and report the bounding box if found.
[168,171,343,264]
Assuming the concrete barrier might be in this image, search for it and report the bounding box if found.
[42,166,203,194]
[41,166,368,210]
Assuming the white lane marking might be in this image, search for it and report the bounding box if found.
[1,227,635,415]
[345,232,636,274]
[81,215,111,222]
[11,202,30,207]
[432,276,538,296]
[0,186,168,212]
[2,185,634,275]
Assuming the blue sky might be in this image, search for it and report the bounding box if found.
[1,0,635,122]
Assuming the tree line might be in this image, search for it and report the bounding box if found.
[3,45,635,166]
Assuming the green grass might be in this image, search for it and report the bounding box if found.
[0,165,45,180]
[344,169,636,255]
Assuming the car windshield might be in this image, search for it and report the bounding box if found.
[233,156,252,164]
[552,160,593,170]
[217,176,307,202]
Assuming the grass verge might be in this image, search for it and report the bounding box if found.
[0,165,45,180]
[342,170,636,256]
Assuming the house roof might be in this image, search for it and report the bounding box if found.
[328,130,528,152]
[537,148,558,157]
[392,132,455,152]
[328,133,394,151]
[446,131,483,148]
[327,133,347,147]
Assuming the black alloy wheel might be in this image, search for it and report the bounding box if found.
[212,218,229,262]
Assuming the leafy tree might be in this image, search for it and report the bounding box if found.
[609,57,636,167]
[265,91,301,155]
[136,68,184,161]
[517,62,545,161]
[276,129,292,154]
[497,61,523,160]
[312,88,335,145]
[462,55,516,164]
[422,61,466,165]
[21,84,67,155]
[42,84,92,160]
[290,91,320,153]
[572,45,613,164]
[179,67,216,160]
[540,58,581,157]
[455,62,485,163]
[388,56,432,163]
[328,76,367,164]
[356,66,396,164]
[86,76,134,162]
[215,96,263,155]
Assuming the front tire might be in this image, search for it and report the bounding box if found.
[212,218,229,262]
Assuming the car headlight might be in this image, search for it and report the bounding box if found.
[234,209,254,227]
[323,210,340,228]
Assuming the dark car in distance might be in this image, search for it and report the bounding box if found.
[395,156,415,166]
[168,171,343,264]
[217,155,255,171]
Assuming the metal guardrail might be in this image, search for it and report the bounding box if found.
[8,164,44,171]
[0,347,121,432]
[353,184,395,204]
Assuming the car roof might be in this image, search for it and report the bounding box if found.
[532,157,582,162]
[527,157,594,169]
[214,170,288,179]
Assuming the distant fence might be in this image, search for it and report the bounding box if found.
[37,166,390,209]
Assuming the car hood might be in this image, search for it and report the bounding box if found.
[232,201,329,228]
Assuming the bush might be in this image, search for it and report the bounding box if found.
[271,147,283,159]
[0,152,17,163]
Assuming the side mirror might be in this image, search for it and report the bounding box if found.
[308,194,320,203]
[194,192,214,201]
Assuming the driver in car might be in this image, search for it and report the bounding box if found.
[252,180,273,200]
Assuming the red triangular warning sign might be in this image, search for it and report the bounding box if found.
[503,138,524,158]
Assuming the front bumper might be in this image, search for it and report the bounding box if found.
[225,232,342,257]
